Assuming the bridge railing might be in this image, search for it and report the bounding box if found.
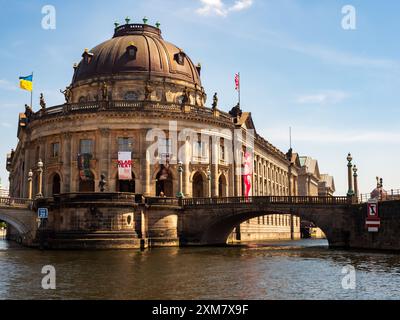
[180,196,351,207]
[146,197,180,206]
[0,197,33,207]
[359,189,400,203]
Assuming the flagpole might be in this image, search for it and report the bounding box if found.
[30,72,33,108]
[238,72,241,106]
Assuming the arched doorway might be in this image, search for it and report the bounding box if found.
[156,165,173,197]
[79,172,95,192]
[218,174,227,197]
[117,172,136,193]
[52,174,61,195]
[192,172,205,198]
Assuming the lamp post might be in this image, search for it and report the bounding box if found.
[353,165,359,201]
[37,159,44,198]
[207,168,211,198]
[346,153,354,197]
[27,170,33,200]
[176,161,184,198]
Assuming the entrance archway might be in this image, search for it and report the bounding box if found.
[192,172,205,198]
[218,174,227,197]
[52,174,61,195]
[156,165,173,197]
[117,172,136,193]
[79,172,95,192]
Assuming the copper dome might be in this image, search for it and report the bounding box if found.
[71,23,201,87]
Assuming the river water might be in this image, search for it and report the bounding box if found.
[1,239,400,300]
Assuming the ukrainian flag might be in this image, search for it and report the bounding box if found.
[19,74,33,91]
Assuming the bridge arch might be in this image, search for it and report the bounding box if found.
[0,211,31,236]
[180,203,351,248]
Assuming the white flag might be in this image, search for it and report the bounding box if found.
[118,152,132,180]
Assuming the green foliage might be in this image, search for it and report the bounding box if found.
[0,222,7,229]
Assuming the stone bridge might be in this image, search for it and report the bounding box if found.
[0,197,36,245]
[177,196,400,251]
[2,194,400,251]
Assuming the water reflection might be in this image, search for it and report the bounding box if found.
[1,239,400,300]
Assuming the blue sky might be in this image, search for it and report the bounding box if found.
[0,0,399,195]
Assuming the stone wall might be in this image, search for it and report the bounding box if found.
[349,201,400,251]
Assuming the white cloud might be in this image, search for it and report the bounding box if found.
[229,0,253,12]
[0,79,17,91]
[196,0,253,17]
[296,90,349,105]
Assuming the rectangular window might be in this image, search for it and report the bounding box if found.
[118,137,133,152]
[193,140,207,159]
[80,139,93,154]
[51,143,60,158]
[159,138,173,160]
[219,144,225,161]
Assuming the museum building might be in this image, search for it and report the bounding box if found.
[5,21,335,244]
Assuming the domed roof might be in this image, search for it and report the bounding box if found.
[72,23,201,87]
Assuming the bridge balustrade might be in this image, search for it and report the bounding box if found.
[359,189,400,203]
[180,196,351,207]
[0,197,33,208]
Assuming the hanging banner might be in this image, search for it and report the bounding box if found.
[77,153,92,181]
[118,152,132,180]
[243,151,253,197]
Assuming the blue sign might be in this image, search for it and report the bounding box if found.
[38,208,48,219]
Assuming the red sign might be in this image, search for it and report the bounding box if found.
[366,199,380,232]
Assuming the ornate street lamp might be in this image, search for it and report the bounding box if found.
[125,17,130,24]
[176,161,184,198]
[28,170,33,200]
[143,16,148,24]
[346,153,354,197]
[353,165,359,200]
[36,159,44,198]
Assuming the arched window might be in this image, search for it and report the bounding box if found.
[156,165,173,197]
[52,174,61,196]
[218,174,227,197]
[126,43,137,60]
[117,172,136,193]
[192,172,205,198]
[174,51,185,65]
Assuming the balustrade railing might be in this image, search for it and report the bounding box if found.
[359,189,400,203]
[0,197,33,207]
[180,196,351,207]
[31,101,233,123]
[145,197,180,206]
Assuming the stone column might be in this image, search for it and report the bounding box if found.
[183,139,191,197]
[143,150,151,196]
[346,153,354,197]
[211,135,219,197]
[62,133,72,193]
[99,128,110,190]
[22,146,30,198]
[27,170,33,200]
